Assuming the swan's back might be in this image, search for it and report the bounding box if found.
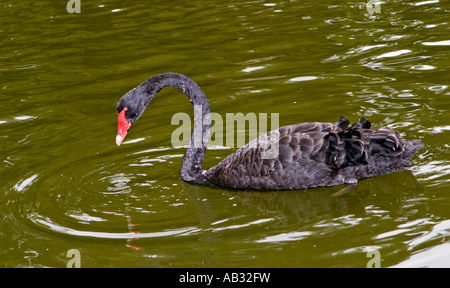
[204,116,423,190]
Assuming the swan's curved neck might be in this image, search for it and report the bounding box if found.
[142,73,211,183]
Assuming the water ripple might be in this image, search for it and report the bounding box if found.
[10,149,196,248]
[28,211,197,240]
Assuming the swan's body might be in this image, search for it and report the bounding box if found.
[116,73,423,190]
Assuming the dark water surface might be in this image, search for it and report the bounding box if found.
[1,0,449,267]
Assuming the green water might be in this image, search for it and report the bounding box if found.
[1,0,449,267]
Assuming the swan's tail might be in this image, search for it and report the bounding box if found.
[326,116,424,171]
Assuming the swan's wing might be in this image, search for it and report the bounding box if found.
[261,122,337,171]
[204,122,339,188]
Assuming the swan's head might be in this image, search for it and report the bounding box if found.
[116,86,152,146]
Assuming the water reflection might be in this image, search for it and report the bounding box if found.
[392,242,450,268]
[13,173,38,193]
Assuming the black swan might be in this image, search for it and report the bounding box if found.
[116,72,423,190]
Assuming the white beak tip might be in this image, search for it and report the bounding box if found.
[116,135,123,146]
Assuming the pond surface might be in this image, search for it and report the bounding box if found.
[1,0,449,267]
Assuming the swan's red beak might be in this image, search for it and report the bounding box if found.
[116,107,132,146]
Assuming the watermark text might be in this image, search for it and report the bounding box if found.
[171,107,280,159]
[66,249,81,268]
[66,0,81,13]
[366,0,381,15]
[366,249,381,268]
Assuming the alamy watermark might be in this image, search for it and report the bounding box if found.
[366,249,381,268]
[366,0,381,15]
[67,0,81,13]
[66,249,81,268]
[171,106,280,159]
